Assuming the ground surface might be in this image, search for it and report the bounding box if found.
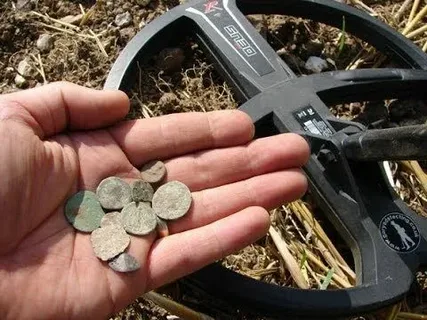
[2,0,427,319]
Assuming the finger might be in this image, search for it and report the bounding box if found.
[145,206,270,291]
[169,169,307,234]
[164,133,309,191]
[108,110,254,167]
[0,81,129,138]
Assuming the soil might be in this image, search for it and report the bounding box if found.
[2,0,427,319]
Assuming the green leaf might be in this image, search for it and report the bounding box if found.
[320,268,335,290]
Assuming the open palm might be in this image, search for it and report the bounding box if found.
[0,82,308,320]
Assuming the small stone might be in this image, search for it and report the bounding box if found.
[96,177,132,210]
[60,14,83,25]
[156,217,169,238]
[121,202,157,235]
[140,160,166,183]
[108,253,140,272]
[152,181,192,220]
[17,58,32,77]
[304,56,328,73]
[156,48,185,72]
[64,191,105,232]
[36,34,54,53]
[119,27,136,42]
[137,0,151,6]
[131,180,154,202]
[14,74,27,88]
[100,211,123,228]
[91,225,130,261]
[115,12,132,27]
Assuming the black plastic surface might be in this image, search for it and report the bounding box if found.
[104,0,427,318]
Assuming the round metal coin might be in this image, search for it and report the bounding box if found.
[96,177,132,210]
[108,253,140,273]
[64,191,104,232]
[100,211,123,228]
[131,180,154,202]
[140,160,166,183]
[121,201,157,235]
[152,181,192,220]
[90,225,130,261]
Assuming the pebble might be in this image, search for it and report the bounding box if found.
[131,180,154,202]
[140,160,166,183]
[305,56,328,73]
[36,34,54,53]
[91,225,130,261]
[108,253,140,272]
[64,191,105,232]
[115,12,133,27]
[96,177,132,210]
[152,181,192,220]
[121,202,157,235]
[14,58,32,87]
[137,0,151,6]
[100,211,123,228]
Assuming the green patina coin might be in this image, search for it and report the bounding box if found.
[96,177,132,210]
[152,181,192,220]
[121,201,157,235]
[64,191,105,232]
[108,253,140,273]
[131,180,154,202]
[90,225,130,261]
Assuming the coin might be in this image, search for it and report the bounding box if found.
[140,160,166,183]
[96,177,132,210]
[108,253,140,273]
[121,202,157,235]
[152,181,192,220]
[90,225,130,261]
[156,217,169,238]
[131,180,154,202]
[64,191,105,232]
[100,211,122,228]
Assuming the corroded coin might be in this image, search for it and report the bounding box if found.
[96,177,132,210]
[156,217,169,238]
[121,202,157,235]
[140,160,166,183]
[64,191,104,232]
[90,225,130,261]
[100,211,122,228]
[131,180,154,202]
[152,181,192,220]
[108,253,140,273]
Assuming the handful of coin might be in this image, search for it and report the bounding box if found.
[64,160,192,273]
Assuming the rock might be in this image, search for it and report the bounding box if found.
[60,14,83,25]
[36,34,54,53]
[14,58,32,88]
[115,12,132,27]
[156,48,185,72]
[137,0,151,6]
[119,27,136,43]
[305,56,328,73]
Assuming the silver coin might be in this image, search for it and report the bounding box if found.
[90,225,130,261]
[156,216,169,238]
[100,211,122,228]
[108,252,140,273]
[152,181,192,220]
[140,160,166,183]
[131,180,154,202]
[96,177,132,210]
[121,201,157,235]
[64,191,104,233]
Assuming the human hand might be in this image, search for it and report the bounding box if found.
[0,82,309,320]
